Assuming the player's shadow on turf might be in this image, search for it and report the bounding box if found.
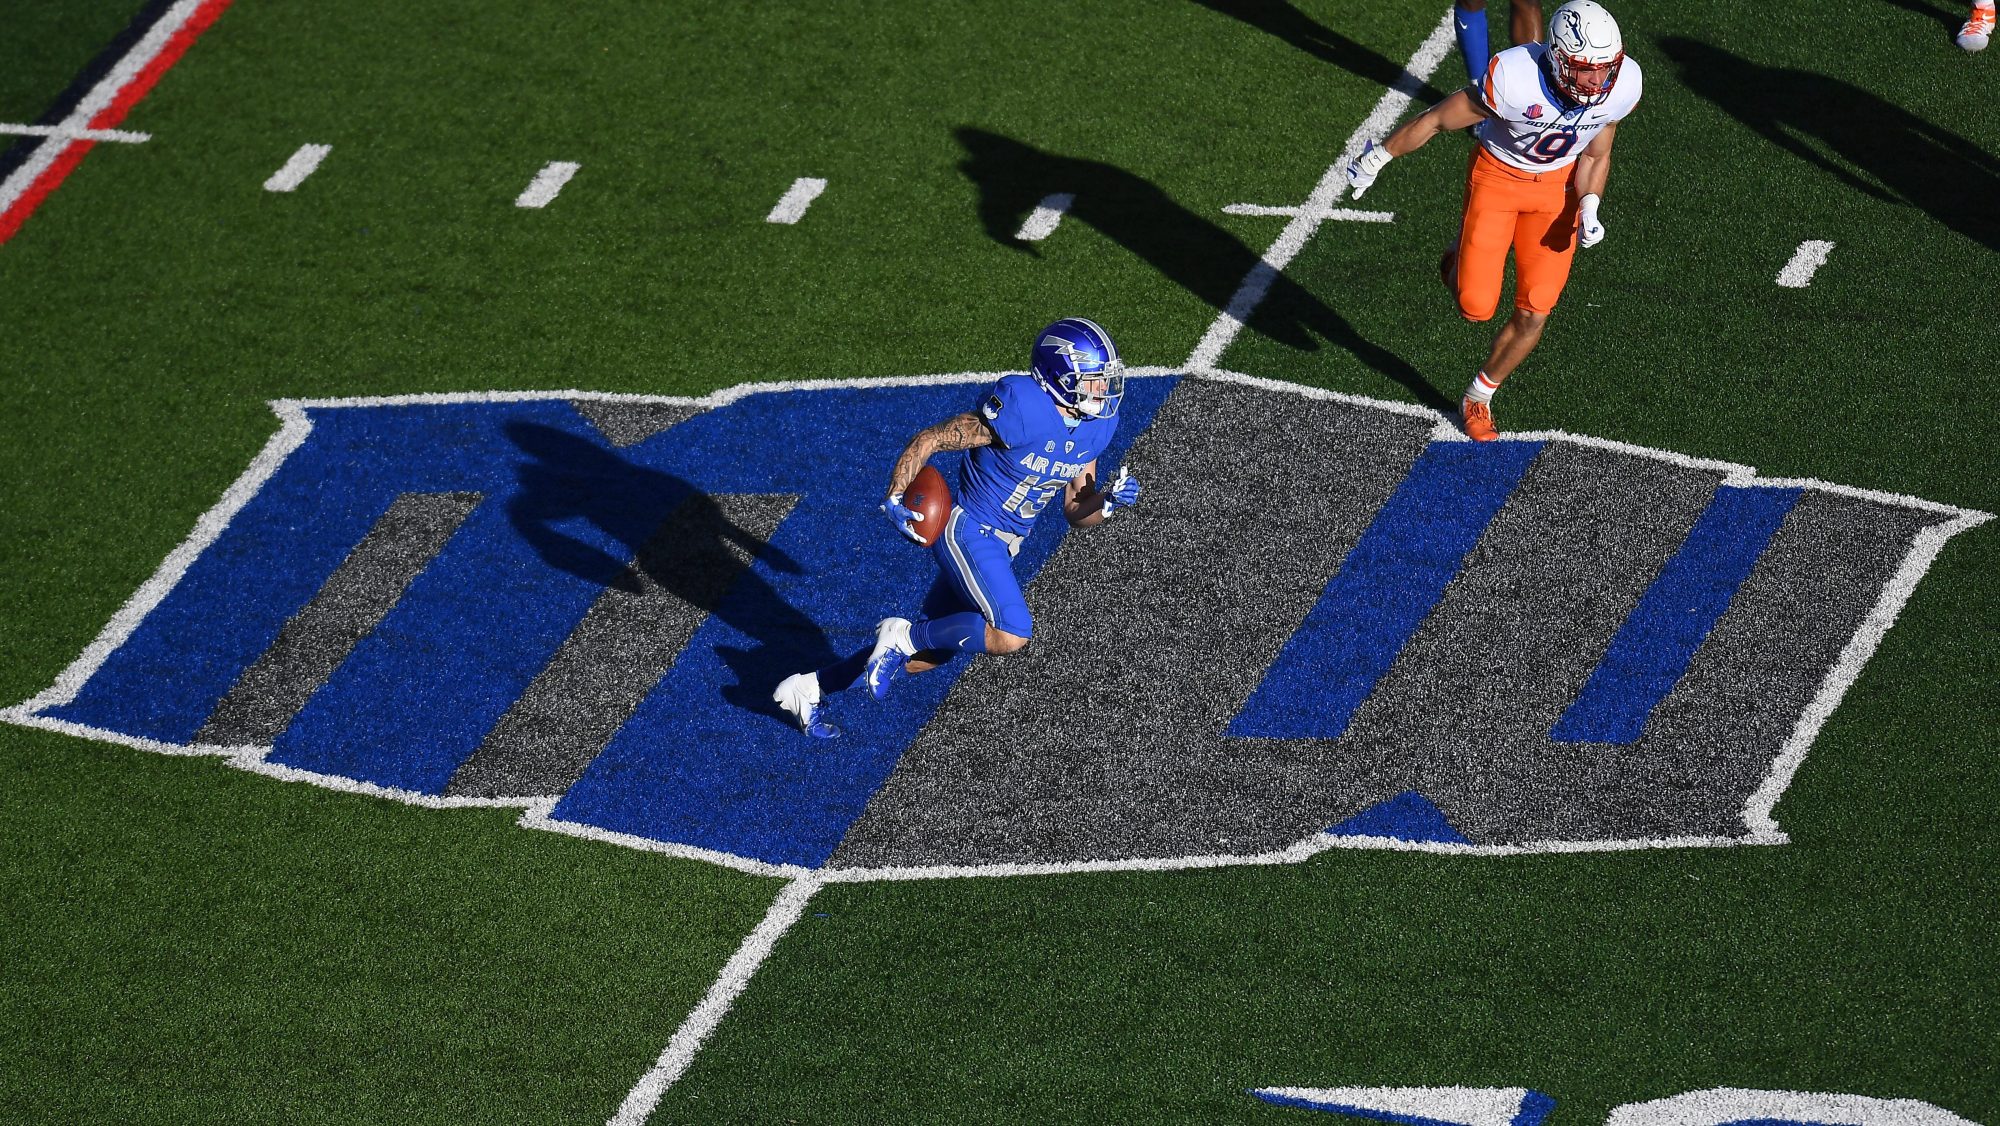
[1190,0,1448,104]
[1870,0,1964,32]
[502,422,837,725]
[956,128,1452,411]
[1661,37,2000,253]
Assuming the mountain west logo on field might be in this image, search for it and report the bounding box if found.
[6,375,1984,878]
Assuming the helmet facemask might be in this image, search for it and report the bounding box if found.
[1552,48,1623,103]
[1053,361,1125,419]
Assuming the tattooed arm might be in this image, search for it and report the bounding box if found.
[887,412,996,497]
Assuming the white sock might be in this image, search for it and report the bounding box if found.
[1464,371,1503,404]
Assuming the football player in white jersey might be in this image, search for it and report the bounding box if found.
[1347,0,1640,441]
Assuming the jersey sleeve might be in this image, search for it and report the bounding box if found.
[976,377,1036,450]
[1478,52,1522,118]
[1471,56,1503,115]
[1606,54,1642,121]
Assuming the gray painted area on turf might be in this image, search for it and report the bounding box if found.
[445,492,797,799]
[569,399,704,448]
[1345,443,1725,844]
[194,491,483,747]
[829,379,1436,869]
[1613,490,1943,838]
[829,385,1952,868]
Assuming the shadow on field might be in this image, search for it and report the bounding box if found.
[1189,0,1448,104]
[1870,0,1964,32]
[503,422,834,726]
[1661,37,2000,252]
[0,0,182,184]
[955,127,1451,411]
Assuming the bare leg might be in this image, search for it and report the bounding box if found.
[1478,308,1550,389]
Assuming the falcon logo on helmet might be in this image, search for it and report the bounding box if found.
[1030,316,1126,419]
[1546,0,1624,105]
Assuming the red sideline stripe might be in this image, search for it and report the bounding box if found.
[89,0,235,132]
[0,139,99,244]
[0,0,235,247]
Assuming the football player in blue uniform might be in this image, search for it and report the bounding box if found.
[773,317,1144,738]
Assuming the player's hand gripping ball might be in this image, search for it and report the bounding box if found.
[886,465,952,547]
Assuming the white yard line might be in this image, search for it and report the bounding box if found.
[1775,240,1835,288]
[1014,192,1075,241]
[608,876,824,1126]
[1222,203,1395,223]
[515,161,581,209]
[0,0,214,217]
[263,143,331,192]
[764,176,827,224]
[1185,8,1457,372]
[0,123,150,143]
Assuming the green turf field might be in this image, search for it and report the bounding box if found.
[1,1,1994,1122]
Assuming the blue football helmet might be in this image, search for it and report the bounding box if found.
[1029,317,1125,419]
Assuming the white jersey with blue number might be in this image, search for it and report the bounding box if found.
[1473,42,1642,174]
[957,374,1116,539]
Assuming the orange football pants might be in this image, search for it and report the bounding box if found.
[1454,146,1579,322]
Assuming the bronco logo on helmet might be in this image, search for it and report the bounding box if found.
[1548,0,1626,104]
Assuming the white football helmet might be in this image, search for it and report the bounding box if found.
[1546,0,1625,104]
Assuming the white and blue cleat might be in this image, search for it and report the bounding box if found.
[773,671,839,739]
[864,617,916,700]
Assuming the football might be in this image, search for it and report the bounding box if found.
[905,464,952,547]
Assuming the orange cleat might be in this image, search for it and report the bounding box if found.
[1461,397,1499,442]
[1960,4,1995,50]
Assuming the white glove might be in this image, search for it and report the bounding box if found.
[1101,465,1140,516]
[882,493,926,544]
[1347,141,1393,199]
[1578,192,1605,248]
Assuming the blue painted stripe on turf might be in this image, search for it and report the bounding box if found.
[43,405,521,745]
[1510,1091,1558,1126]
[1228,441,1542,741]
[550,376,1178,867]
[267,405,695,792]
[1551,485,1800,745]
[1327,791,1470,844]
[1247,1091,1485,1126]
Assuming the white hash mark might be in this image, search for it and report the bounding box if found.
[1222,203,1396,222]
[1776,240,1835,288]
[1015,192,1076,241]
[515,161,581,209]
[263,144,331,192]
[0,122,150,143]
[765,177,827,224]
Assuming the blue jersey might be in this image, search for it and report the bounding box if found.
[955,374,1118,538]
